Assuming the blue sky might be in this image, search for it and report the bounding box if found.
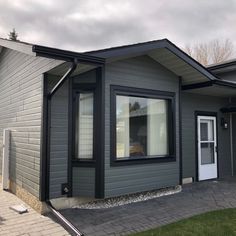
[0,0,235,53]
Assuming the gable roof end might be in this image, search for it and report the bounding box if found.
[86,39,219,86]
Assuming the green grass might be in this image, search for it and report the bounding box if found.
[130,208,236,236]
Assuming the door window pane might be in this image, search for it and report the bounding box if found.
[201,143,214,164]
[77,93,93,159]
[116,95,169,158]
[200,120,214,141]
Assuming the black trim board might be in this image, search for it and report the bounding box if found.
[182,79,236,91]
[95,66,105,198]
[67,76,73,197]
[194,111,219,182]
[179,78,183,185]
[39,73,49,201]
[110,85,176,166]
[221,107,236,113]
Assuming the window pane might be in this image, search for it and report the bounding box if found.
[129,96,147,157]
[116,96,130,158]
[78,93,93,159]
[116,95,169,159]
[147,99,168,156]
[200,120,214,141]
[201,143,214,164]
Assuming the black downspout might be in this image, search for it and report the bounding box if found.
[41,60,84,236]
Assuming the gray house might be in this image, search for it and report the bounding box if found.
[0,38,235,212]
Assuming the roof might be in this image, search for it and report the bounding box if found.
[86,38,220,86]
[0,37,104,65]
[0,37,235,89]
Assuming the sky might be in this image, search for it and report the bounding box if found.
[0,0,236,52]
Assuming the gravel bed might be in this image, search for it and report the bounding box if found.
[73,185,182,209]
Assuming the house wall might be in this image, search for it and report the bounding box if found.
[48,71,96,199]
[182,92,231,180]
[0,48,61,198]
[104,56,180,197]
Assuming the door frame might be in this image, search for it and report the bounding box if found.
[195,111,219,181]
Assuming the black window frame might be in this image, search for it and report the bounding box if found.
[110,85,176,166]
[72,83,97,167]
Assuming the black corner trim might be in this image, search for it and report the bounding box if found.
[39,73,49,201]
[179,78,183,185]
[67,76,73,197]
[95,66,105,198]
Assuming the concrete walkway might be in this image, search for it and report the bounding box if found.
[0,185,70,236]
[60,178,236,236]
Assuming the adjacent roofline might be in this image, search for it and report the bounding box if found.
[86,38,219,82]
[182,78,236,90]
[32,45,105,65]
[208,59,236,72]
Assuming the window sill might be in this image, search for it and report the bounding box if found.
[72,159,95,167]
[110,155,176,166]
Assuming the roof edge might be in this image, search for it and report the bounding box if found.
[87,38,219,82]
[32,45,105,65]
[0,38,35,56]
[208,60,236,72]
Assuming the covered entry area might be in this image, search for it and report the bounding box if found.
[182,81,236,182]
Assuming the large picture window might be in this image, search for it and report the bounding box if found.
[111,86,175,164]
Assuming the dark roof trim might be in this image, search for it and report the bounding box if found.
[32,45,105,65]
[208,60,236,72]
[221,106,236,113]
[87,39,219,82]
[164,39,220,81]
[182,79,236,90]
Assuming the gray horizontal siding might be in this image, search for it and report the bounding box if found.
[182,92,231,180]
[48,76,68,199]
[0,48,61,198]
[49,72,96,199]
[104,55,180,198]
[73,167,95,197]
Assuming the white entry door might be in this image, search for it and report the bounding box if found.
[197,116,218,181]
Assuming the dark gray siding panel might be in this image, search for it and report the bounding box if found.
[182,92,231,180]
[49,77,69,199]
[0,48,61,198]
[49,72,96,199]
[104,56,180,198]
[73,167,95,197]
